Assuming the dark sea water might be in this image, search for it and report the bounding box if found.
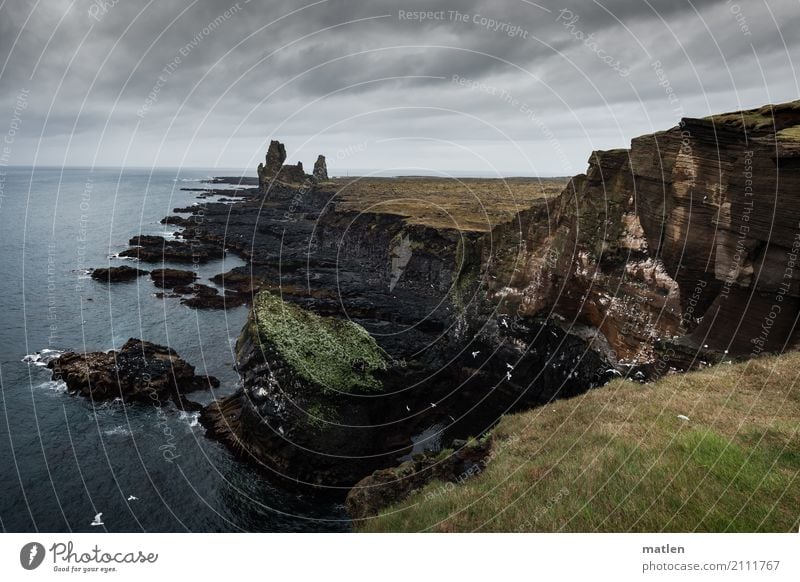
[0,166,349,532]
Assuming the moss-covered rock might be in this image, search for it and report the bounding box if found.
[203,292,399,487]
[249,291,388,393]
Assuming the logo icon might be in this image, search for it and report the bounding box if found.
[20,542,45,570]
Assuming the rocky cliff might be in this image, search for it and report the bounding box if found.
[485,100,800,370]
[199,101,800,501]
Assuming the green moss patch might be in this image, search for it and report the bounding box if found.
[252,291,388,393]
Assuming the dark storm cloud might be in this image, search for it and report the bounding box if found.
[0,0,796,173]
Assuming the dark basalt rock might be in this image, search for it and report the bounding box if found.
[173,283,218,296]
[48,338,219,404]
[313,155,328,182]
[210,269,264,295]
[181,291,248,310]
[201,291,398,488]
[150,268,197,288]
[90,265,148,282]
[160,215,189,226]
[257,139,310,189]
[119,235,221,264]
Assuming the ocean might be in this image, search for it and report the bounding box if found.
[0,166,348,532]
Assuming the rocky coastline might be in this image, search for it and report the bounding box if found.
[67,99,800,519]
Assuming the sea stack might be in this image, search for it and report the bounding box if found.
[257,139,308,189]
[313,155,328,181]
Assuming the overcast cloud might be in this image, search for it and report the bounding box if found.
[1,0,798,175]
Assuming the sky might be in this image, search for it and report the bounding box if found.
[0,0,798,176]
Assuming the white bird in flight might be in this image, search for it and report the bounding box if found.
[506,371,513,381]
[430,402,437,408]
[471,351,480,358]
[506,362,514,370]
[405,405,411,412]
[127,495,138,501]
[90,513,104,527]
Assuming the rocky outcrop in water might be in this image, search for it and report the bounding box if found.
[90,265,148,282]
[201,291,400,487]
[48,339,218,405]
[119,235,221,264]
[150,268,197,288]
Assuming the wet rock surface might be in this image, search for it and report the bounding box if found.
[150,268,197,288]
[48,338,218,405]
[119,235,222,264]
[90,265,148,282]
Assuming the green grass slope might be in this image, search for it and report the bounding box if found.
[358,353,800,532]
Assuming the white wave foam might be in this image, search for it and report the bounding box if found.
[162,229,183,241]
[22,349,63,367]
[108,253,137,261]
[179,411,200,428]
[103,425,132,437]
[39,380,68,393]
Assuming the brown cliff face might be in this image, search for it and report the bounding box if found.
[485,100,800,367]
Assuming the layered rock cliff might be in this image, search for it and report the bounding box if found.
[200,101,800,499]
[485,100,800,369]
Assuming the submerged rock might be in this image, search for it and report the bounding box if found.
[48,338,218,404]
